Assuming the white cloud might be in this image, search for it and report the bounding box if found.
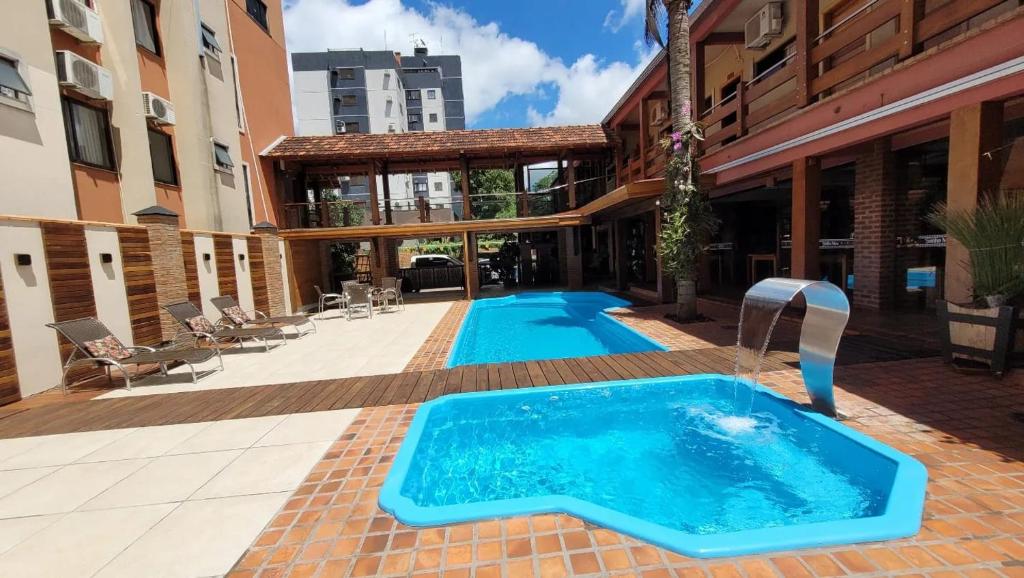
[603,0,646,33]
[283,0,654,127]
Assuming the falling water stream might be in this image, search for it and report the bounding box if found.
[732,294,791,420]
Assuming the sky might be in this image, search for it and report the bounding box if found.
[281,0,662,129]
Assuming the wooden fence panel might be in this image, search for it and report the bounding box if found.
[180,232,201,305]
[41,222,99,381]
[117,227,162,346]
[214,234,237,299]
[0,270,21,405]
[248,237,270,314]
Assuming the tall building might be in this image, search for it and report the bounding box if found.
[291,44,465,217]
[0,0,292,232]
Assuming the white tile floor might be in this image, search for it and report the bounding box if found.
[96,300,453,399]
[0,408,360,578]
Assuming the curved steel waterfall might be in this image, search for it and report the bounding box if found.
[737,278,850,417]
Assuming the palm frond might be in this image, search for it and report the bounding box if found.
[644,0,666,47]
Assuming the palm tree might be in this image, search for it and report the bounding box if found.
[645,0,692,134]
[645,0,717,320]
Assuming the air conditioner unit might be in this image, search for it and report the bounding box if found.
[47,0,104,44]
[334,120,346,134]
[142,92,176,125]
[55,50,113,100]
[649,100,669,126]
[745,2,784,50]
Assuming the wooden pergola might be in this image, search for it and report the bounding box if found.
[263,125,617,224]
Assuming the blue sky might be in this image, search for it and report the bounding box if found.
[283,0,663,129]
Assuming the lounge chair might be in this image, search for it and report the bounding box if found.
[210,295,316,338]
[344,283,374,320]
[47,317,223,393]
[164,301,286,351]
[315,285,345,318]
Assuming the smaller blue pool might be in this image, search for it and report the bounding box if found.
[379,375,927,557]
[446,292,666,368]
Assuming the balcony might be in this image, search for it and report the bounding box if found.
[698,0,1020,156]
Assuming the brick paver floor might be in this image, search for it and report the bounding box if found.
[229,356,1024,577]
[403,301,470,372]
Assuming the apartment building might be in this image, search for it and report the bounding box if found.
[291,44,465,219]
[0,0,292,232]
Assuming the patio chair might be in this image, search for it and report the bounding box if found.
[315,285,345,318]
[164,301,286,352]
[376,276,405,311]
[47,317,223,393]
[210,295,316,338]
[344,283,374,320]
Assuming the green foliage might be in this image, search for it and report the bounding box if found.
[656,116,718,282]
[927,191,1024,301]
[320,189,365,226]
[450,169,517,220]
[329,242,359,280]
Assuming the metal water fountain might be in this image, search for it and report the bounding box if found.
[735,278,850,417]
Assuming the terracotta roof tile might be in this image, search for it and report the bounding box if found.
[264,125,614,161]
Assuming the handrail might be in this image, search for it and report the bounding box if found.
[813,0,883,44]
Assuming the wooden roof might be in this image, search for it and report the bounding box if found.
[278,212,590,241]
[264,125,615,162]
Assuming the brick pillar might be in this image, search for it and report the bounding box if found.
[791,157,821,280]
[853,138,898,310]
[562,227,583,290]
[945,102,1003,303]
[253,222,286,316]
[134,206,187,341]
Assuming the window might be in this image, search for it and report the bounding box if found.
[0,55,31,105]
[230,56,243,129]
[130,0,160,55]
[387,124,396,133]
[382,73,391,90]
[413,181,428,194]
[242,163,254,227]
[341,94,357,106]
[213,142,233,171]
[433,181,443,191]
[426,89,437,100]
[345,121,360,133]
[405,89,420,102]
[384,99,393,117]
[148,129,178,185]
[755,40,795,78]
[62,97,114,170]
[428,113,438,123]
[336,68,355,80]
[408,113,421,123]
[200,23,221,56]
[246,0,269,32]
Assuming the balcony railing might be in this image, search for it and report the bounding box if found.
[700,0,1011,150]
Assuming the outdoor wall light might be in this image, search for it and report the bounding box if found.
[203,253,212,261]
[15,254,31,266]
[100,253,113,264]
[238,254,246,261]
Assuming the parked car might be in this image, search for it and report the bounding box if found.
[411,254,463,268]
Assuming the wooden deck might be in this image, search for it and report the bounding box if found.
[0,347,800,439]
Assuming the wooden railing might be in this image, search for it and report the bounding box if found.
[700,0,1012,151]
[280,200,369,229]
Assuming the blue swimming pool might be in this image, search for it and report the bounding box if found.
[379,375,927,557]
[445,292,666,367]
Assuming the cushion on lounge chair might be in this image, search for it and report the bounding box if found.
[222,306,250,325]
[186,315,215,333]
[83,335,131,360]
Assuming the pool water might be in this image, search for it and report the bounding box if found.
[379,375,927,557]
[445,292,666,367]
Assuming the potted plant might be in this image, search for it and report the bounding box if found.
[928,191,1024,375]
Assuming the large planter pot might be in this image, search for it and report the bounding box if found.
[937,301,1018,376]
[676,279,697,320]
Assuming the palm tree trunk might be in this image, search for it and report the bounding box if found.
[665,0,692,133]
[665,0,698,319]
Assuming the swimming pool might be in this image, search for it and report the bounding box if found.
[379,375,927,557]
[445,292,666,367]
